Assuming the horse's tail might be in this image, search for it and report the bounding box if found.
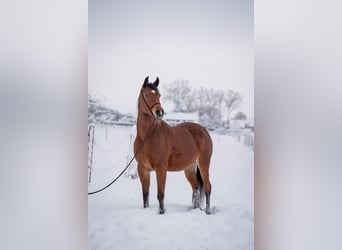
[196,166,205,208]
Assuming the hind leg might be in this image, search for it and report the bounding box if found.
[137,164,150,208]
[197,159,212,214]
[184,165,202,208]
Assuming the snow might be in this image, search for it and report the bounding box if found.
[88,125,254,250]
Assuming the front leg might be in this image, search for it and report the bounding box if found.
[156,169,167,214]
[137,164,150,208]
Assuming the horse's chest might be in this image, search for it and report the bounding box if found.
[136,156,157,171]
[136,144,169,171]
[139,159,154,171]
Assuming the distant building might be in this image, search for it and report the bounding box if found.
[229,118,254,132]
[164,112,198,126]
[229,119,246,131]
[245,118,254,131]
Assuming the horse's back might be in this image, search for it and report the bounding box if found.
[175,122,212,140]
[175,122,213,155]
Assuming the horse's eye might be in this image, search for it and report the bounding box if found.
[144,93,149,98]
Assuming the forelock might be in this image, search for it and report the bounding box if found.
[145,83,158,92]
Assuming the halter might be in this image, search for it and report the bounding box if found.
[140,90,161,118]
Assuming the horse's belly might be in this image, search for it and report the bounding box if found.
[167,162,195,171]
[166,133,198,171]
[167,149,198,171]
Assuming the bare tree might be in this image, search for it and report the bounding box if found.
[194,87,223,113]
[162,80,193,112]
[224,90,243,128]
[162,81,244,130]
[198,105,223,129]
[193,87,224,129]
[183,89,197,112]
[193,87,207,113]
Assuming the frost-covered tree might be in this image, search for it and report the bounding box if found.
[162,80,195,112]
[162,81,245,130]
[198,106,223,129]
[224,90,243,128]
[194,87,223,113]
[195,87,224,129]
[88,93,122,124]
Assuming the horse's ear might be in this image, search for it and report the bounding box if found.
[153,77,159,87]
[143,76,149,88]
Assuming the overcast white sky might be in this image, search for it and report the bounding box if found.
[89,0,253,118]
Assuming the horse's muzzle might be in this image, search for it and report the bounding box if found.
[156,109,164,120]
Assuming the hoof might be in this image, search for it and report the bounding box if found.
[159,208,165,214]
[205,207,211,214]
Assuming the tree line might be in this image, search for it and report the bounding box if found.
[88,94,123,124]
[162,80,244,129]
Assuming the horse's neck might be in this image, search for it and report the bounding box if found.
[136,111,155,141]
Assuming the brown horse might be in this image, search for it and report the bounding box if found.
[134,76,213,214]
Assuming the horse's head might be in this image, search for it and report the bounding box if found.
[140,76,164,120]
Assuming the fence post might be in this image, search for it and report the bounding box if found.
[88,124,95,183]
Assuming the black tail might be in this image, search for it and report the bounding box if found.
[196,166,204,188]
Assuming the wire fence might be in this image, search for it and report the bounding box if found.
[88,124,254,187]
[88,125,137,184]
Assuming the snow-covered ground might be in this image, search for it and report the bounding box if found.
[88,125,254,250]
